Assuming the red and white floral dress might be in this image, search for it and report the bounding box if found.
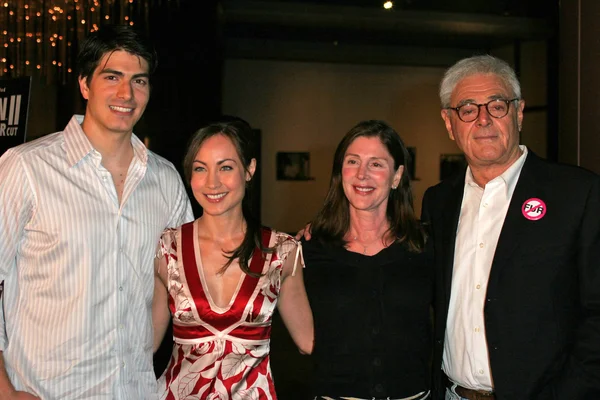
[157,220,302,400]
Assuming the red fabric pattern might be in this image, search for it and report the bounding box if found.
[158,224,295,400]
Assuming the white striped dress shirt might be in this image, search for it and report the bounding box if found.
[0,115,193,399]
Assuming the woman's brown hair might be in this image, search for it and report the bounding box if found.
[310,120,425,252]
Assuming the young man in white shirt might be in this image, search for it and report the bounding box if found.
[0,25,193,399]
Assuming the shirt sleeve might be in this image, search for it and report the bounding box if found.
[155,228,178,275]
[273,233,304,276]
[168,172,193,228]
[0,149,35,351]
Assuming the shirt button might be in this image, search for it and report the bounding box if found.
[119,286,123,291]
[374,383,384,393]
[476,284,481,290]
[479,369,484,375]
[371,327,380,335]
[479,243,484,248]
[474,327,480,333]
[122,361,126,368]
[372,357,382,367]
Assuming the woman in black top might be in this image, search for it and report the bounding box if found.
[303,120,433,400]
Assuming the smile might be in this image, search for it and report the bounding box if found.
[354,186,374,193]
[109,105,133,113]
[205,193,227,200]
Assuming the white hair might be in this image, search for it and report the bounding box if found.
[439,55,521,108]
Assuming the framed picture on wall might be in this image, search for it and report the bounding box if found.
[440,153,467,181]
[276,152,312,181]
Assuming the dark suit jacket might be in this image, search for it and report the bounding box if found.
[421,150,600,400]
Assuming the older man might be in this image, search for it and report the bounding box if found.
[422,55,600,400]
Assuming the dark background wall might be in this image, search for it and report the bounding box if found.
[49,1,222,189]
[10,0,600,398]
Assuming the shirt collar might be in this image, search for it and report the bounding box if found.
[465,145,528,198]
[64,114,148,167]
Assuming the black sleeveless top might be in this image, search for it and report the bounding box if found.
[302,238,434,399]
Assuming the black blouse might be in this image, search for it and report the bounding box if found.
[303,238,434,399]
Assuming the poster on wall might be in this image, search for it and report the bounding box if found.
[276,152,313,181]
[0,77,31,157]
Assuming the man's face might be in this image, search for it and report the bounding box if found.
[78,50,150,137]
[441,73,525,172]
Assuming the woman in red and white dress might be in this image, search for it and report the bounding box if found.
[152,120,313,400]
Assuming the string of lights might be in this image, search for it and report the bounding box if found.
[1,0,178,84]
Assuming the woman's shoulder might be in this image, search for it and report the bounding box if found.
[159,227,178,243]
[386,239,431,262]
[270,229,296,242]
[156,227,181,261]
[160,220,194,239]
[157,220,195,254]
[264,228,304,274]
[263,228,298,250]
[300,237,345,269]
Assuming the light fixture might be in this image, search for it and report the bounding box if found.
[383,1,394,10]
[0,0,179,84]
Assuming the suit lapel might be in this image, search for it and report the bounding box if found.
[488,152,548,290]
[441,171,466,306]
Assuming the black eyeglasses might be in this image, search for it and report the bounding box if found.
[446,98,520,123]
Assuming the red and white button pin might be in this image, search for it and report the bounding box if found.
[522,198,547,221]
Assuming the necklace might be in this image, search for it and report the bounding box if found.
[352,235,370,255]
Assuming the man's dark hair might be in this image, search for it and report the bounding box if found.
[76,24,157,84]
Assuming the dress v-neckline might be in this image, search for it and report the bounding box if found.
[192,219,249,314]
